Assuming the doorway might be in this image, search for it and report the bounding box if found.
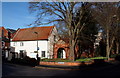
[57,48,66,59]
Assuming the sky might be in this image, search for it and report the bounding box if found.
[0,2,2,26]
[2,2,53,30]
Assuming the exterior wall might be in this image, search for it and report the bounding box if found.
[48,27,59,59]
[0,27,11,60]
[11,40,48,59]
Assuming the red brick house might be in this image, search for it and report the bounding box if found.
[0,27,10,59]
[0,27,16,60]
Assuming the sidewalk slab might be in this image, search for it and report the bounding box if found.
[35,65,86,70]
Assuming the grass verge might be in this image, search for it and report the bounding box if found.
[41,57,108,62]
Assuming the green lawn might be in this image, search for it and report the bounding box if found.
[76,57,107,62]
[41,57,108,62]
[41,58,71,62]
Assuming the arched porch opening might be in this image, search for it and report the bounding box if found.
[57,48,66,59]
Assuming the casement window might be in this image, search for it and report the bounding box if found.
[41,51,45,57]
[20,42,24,46]
[2,41,5,48]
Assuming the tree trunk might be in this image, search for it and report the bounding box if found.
[106,28,115,60]
[109,37,115,55]
[116,42,119,54]
[106,29,110,60]
[69,39,75,61]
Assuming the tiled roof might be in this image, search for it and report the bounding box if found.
[9,29,17,39]
[12,26,55,41]
[0,27,8,38]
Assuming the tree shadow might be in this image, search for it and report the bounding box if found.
[52,59,120,77]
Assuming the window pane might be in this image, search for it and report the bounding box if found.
[42,51,45,57]
[20,50,24,58]
[13,42,16,46]
[20,42,24,46]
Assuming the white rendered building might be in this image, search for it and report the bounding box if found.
[10,26,59,59]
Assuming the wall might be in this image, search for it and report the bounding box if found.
[11,40,48,59]
[40,61,93,66]
[48,27,59,59]
[40,58,115,66]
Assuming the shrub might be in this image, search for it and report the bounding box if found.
[110,54,118,58]
[80,56,87,59]
[11,56,38,66]
[115,54,120,61]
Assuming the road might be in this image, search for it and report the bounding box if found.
[2,63,70,76]
[2,62,120,77]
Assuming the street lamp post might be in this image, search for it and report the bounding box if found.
[34,32,39,60]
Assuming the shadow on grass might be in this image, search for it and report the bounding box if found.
[77,59,113,70]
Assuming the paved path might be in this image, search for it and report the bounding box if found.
[2,62,120,77]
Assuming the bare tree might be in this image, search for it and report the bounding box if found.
[29,2,91,61]
[91,2,120,59]
[114,8,120,54]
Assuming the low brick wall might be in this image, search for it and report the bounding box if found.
[105,58,115,62]
[40,61,93,66]
[40,58,115,66]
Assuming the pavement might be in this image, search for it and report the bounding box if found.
[35,65,80,70]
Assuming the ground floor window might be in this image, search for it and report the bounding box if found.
[20,50,24,58]
[41,51,45,57]
[12,52,15,59]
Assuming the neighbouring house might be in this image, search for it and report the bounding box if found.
[7,28,17,38]
[0,27,16,60]
[10,26,59,60]
[94,32,103,49]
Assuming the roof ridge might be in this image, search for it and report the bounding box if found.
[19,26,55,30]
